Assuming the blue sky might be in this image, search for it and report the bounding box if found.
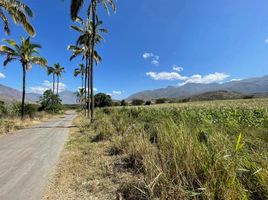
[1,0,268,99]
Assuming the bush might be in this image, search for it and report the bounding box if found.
[11,103,39,118]
[0,101,7,117]
[39,90,63,113]
[131,99,144,106]
[120,99,128,106]
[155,98,167,104]
[94,93,112,108]
[145,101,151,105]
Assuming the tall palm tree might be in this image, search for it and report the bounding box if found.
[0,0,35,35]
[47,66,56,94]
[68,18,103,118]
[0,36,47,119]
[74,63,85,91]
[70,0,116,123]
[54,63,65,95]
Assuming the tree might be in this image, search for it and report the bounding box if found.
[74,63,85,92]
[0,0,35,35]
[94,93,112,108]
[39,90,63,113]
[132,99,144,106]
[120,99,128,106]
[68,18,103,118]
[53,63,65,95]
[155,98,167,104]
[47,66,56,94]
[70,0,116,123]
[145,101,152,106]
[0,36,47,119]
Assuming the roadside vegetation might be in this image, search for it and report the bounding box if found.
[45,98,268,200]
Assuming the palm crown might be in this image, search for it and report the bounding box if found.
[0,0,35,35]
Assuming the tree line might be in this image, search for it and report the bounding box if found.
[0,0,116,122]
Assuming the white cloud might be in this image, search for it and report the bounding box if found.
[29,80,67,94]
[172,65,184,72]
[143,52,160,66]
[112,90,124,95]
[146,72,188,81]
[230,78,242,82]
[0,73,5,79]
[180,72,230,85]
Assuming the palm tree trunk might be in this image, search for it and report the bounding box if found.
[84,58,88,117]
[52,74,55,94]
[21,63,26,120]
[89,0,96,123]
[87,57,90,119]
[57,76,59,95]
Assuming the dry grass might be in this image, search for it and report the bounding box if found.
[0,112,60,135]
[43,115,140,200]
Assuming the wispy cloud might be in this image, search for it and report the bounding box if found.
[146,72,188,81]
[230,78,242,82]
[172,65,184,72]
[112,90,124,95]
[143,52,160,66]
[29,80,67,94]
[0,73,5,79]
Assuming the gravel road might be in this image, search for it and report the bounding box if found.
[0,111,76,200]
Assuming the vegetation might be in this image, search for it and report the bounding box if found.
[132,99,145,106]
[0,0,35,35]
[48,98,268,199]
[0,36,47,119]
[155,98,167,104]
[53,63,65,95]
[39,90,63,113]
[94,93,112,108]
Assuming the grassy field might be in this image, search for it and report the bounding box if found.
[45,98,268,200]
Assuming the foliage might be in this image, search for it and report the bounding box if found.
[39,90,63,113]
[94,93,112,108]
[155,98,167,104]
[120,99,128,106]
[89,98,268,199]
[145,100,152,106]
[131,99,144,106]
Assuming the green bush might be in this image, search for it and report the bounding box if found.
[39,90,63,113]
[131,99,144,106]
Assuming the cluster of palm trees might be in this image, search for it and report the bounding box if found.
[0,0,116,122]
[69,0,116,122]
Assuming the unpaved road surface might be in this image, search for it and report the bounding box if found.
[0,111,76,200]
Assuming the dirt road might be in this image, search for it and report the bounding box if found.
[0,111,76,200]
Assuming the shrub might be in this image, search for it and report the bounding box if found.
[120,99,128,106]
[155,98,167,104]
[145,101,151,105]
[131,99,144,106]
[39,90,63,113]
[94,93,112,108]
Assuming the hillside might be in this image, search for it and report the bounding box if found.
[127,75,268,101]
[0,84,77,104]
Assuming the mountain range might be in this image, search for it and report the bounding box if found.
[127,75,268,101]
[0,84,77,104]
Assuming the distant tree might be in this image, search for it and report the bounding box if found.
[132,99,144,106]
[0,36,47,119]
[155,98,167,104]
[120,99,128,106]
[145,100,152,106]
[53,63,65,95]
[94,93,112,108]
[112,101,120,107]
[0,0,35,35]
[39,90,63,113]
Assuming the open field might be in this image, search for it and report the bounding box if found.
[45,98,268,200]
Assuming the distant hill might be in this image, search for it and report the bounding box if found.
[186,90,246,101]
[127,75,268,101]
[0,84,77,104]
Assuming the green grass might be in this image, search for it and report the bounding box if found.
[91,98,268,199]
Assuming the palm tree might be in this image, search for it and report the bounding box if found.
[68,18,103,118]
[70,0,116,123]
[54,63,65,95]
[74,63,85,92]
[0,36,47,119]
[47,66,56,94]
[0,0,35,35]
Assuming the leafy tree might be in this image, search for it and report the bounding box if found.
[53,63,65,95]
[0,36,47,119]
[145,100,152,106]
[120,99,128,106]
[0,0,35,35]
[94,93,112,108]
[132,99,144,106]
[155,98,167,104]
[39,90,63,113]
